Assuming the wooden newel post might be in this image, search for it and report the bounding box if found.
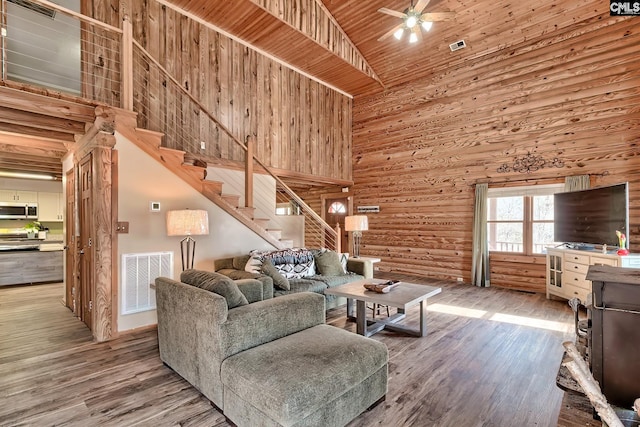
[245,136,254,209]
[121,15,133,111]
[335,222,341,253]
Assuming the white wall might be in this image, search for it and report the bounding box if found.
[207,167,305,246]
[115,132,276,331]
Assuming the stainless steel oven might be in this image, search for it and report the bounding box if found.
[0,202,38,219]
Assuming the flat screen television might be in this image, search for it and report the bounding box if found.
[554,183,629,247]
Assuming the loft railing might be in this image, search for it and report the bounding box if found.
[0,0,122,106]
[0,0,340,251]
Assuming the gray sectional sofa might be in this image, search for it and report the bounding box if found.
[155,269,388,427]
[214,248,367,310]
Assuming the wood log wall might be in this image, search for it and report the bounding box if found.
[116,0,352,182]
[349,15,640,293]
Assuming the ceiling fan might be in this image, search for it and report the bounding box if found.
[378,0,455,43]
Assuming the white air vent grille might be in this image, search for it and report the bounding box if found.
[121,251,173,315]
[449,40,467,52]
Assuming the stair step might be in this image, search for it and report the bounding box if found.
[158,146,186,165]
[266,229,282,239]
[135,128,164,148]
[181,164,208,181]
[279,239,294,248]
[237,207,256,217]
[221,193,240,207]
[253,218,269,228]
[202,180,224,197]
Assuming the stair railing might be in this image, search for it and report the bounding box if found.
[0,0,123,107]
[131,41,339,251]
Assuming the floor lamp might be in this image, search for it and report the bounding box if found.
[345,215,368,258]
[166,209,209,271]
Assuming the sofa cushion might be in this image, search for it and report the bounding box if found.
[180,269,248,309]
[313,273,364,288]
[261,258,290,291]
[274,278,327,297]
[314,250,346,276]
[220,324,388,426]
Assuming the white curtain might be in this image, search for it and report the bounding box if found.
[564,175,590,192]
[471,183,490,287]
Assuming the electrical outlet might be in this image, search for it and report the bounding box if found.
[200,141,206,150]
[457,277,464,282]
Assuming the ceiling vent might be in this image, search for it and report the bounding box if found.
[8,0,56,19]
[449,40,466,52]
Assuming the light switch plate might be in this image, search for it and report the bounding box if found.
[116,222,129,233]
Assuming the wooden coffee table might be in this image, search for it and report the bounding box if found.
[325,279,442,337]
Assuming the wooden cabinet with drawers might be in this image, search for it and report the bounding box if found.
[546,248,640,301]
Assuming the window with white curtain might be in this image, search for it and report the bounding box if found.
[487,184,564,255]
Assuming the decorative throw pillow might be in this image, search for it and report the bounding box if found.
[314,250,346,276]
[180,269,248,309]
[233,255,251,271]
[261,258,290,290]
[339,252,349,273]
[244,254,263,274]
[264,248,316,279]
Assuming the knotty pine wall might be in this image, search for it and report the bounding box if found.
[91,0,352,182]
[348,16,640,293]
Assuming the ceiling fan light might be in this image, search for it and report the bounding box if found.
[409,32,418,43]
[405,15,418,28]
[421,21,433,31]
[393,28,404,40]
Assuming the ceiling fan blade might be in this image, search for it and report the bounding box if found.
[378,23,404,42]
[421,12,456,21]
[412,25,423,42]
[378,7,406,18]
[414,0,432,13]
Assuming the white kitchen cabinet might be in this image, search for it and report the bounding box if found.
[37,192,64,221]
[0,190,38,202]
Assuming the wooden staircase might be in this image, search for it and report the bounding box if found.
[104,107,291,249]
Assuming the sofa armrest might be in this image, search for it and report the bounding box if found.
[347,259,368,277]
[235,278,266,303]
[155,277,228,393]
[219,292,325,358]
[217,268,274,299]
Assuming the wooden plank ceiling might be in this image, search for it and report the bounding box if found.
[0,84,95,180]
[0,0,613,179]
[162,0,603,96]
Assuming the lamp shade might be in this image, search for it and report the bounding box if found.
[166,209,209,236]
[344,215,368,232]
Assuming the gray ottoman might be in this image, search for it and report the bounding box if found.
[221,324,388,427]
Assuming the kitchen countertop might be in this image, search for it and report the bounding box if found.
[0,239,64,252]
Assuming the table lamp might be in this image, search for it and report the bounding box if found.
[344,215,368,258]
[166,209,209,270]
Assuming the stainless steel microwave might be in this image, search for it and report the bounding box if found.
[0,202,38,219]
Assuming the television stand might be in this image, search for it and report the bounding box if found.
[545,247,640,301]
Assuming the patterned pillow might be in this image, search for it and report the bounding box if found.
[339,252,349,273]
[244,253,263,274]
[263,248,316,279]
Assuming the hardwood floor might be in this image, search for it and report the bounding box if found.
[0,276,583,426]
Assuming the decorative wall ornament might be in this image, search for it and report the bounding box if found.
[497,152,564,174]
